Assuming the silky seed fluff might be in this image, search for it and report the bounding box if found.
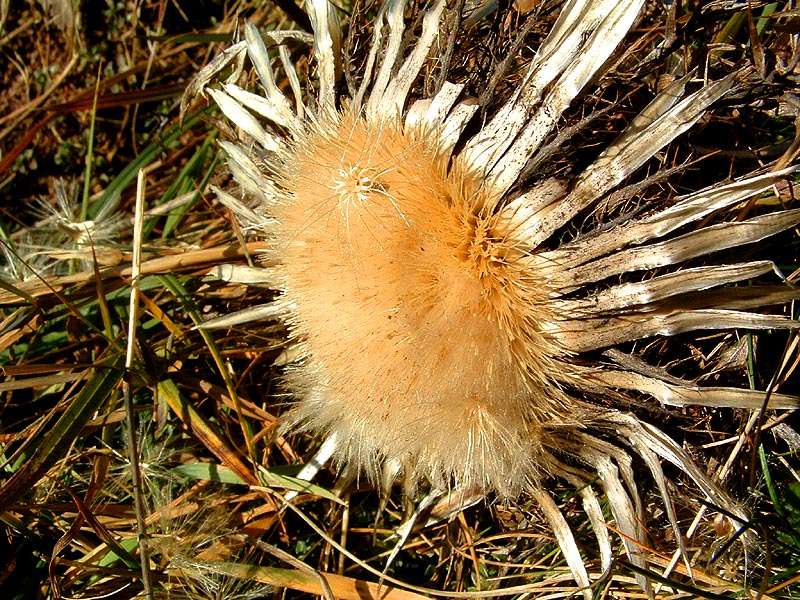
[278,113,566,494]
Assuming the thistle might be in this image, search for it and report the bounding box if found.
[2,180,126,279]
[187,1,800,595]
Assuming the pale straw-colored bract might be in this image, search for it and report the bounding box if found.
[186,1,800,596]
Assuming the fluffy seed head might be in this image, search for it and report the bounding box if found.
[274,112,569,493]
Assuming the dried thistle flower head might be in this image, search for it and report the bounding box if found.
[1,180,126,279]
[188,0,800,594]
[276,112,569,493]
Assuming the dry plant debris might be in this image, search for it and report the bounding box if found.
[1,1,800,599]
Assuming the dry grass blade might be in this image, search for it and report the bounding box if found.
[0,241,269,304]
[0,355,122,508]
[558,209,800,288]
[0,312,40,353]
[553,261,776,315]
[122,168,153,598]
[530,485,592,600]
[180,41,247,116]
[548,167,798,270]
[205,264,275,286]
[157,379,256,486]
[0,370,86,392]
[215,143,280,205]
[197,302,288,330]
[557,308,800,351]
[208,89,281,152]
[242,23,299,131]
[593,369,800,409]
[186,560,430,600]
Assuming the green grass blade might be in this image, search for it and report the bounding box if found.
[0,355,123,507]
[160,134,218,239]
[158,274,256,463]
[173,462,248,485]
[88,110,207,221]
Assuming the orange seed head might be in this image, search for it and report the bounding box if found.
[272,111,567,494]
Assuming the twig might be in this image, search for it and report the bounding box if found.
[123,169,153,598]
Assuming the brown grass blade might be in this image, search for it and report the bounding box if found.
[157,379,256,485]
[0,241,268,304]
[557,309,800,352]
[191,561,432,600]
[0,355,123,508]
